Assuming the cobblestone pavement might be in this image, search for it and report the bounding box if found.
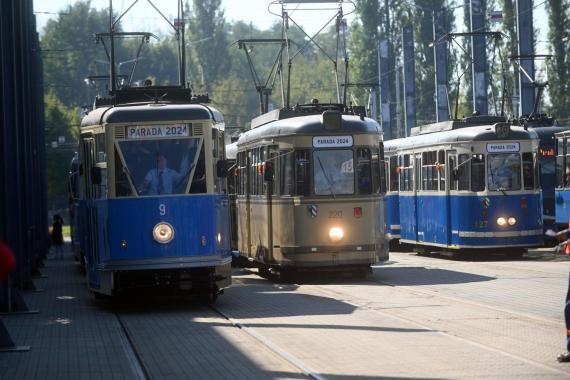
[2,246,569,379]
[214,249,570,379]
[0,246,305,380]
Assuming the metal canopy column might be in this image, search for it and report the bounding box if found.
[516,0,535,116]
[378,39,392,140]
[470,0,488,115]
[402,25,417,135]
[433,9,450,122]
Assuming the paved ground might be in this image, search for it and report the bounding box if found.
[1,246,570,379]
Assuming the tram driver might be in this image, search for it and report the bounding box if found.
[140,153,183,195]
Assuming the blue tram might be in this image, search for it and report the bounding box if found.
[554,130,570,228]
[67,153,83,267]
[528,125,570,231]
[384,116,543,253]
[78,87,232,300]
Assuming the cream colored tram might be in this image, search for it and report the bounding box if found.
[234,106,389,276]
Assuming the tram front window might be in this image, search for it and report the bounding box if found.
[487,153,521,191]
[314,150,354,195]
[115,138,203,196]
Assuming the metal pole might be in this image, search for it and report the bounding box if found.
[378,39,392,140]
[470,0,488,114]
[109,0,116,92]
[402,25,417,135]
[516,0,535,116]
[433,9,450,121]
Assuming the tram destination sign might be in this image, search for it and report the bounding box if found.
[313,135,353,148]
[126,125,189,139]
[486,142,520,153]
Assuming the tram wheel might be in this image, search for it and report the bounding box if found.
[506,249,525,259]
[199,290,218,304]
[257,266,270,279]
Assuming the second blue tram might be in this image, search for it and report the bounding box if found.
[78,87,232,300]
[554,130,570,228]
[384,116,543,253]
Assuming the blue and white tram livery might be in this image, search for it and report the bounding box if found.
[554,130,570,228]
[384,145,401,246]
[385,116,543,253]
[78,87,231,299]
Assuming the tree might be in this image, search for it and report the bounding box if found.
[44,91,81,210]
[349,0,380,105]
[41,1,114,108]
[188,0,229,92]
[546,0,570,121]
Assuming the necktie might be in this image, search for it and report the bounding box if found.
[158,171,165,194]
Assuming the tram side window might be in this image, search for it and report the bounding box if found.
[236,152,243,195]
[268,149,279,195]
[449,156,457,191]
[522,152,535,190]
[280,150,294,195]
[114,148,134,197]
[457,154,470,191]
[378,144,386,194]
[259,147,267,195]
[421,151,437,191]
[389,156,399,191]
[400,154,413,192]
[356,148,373,194]
[94,134,107,199]
[471,154,485,192]
[295,150,311,196]
[438,150,445,191]
[556,141,565,188]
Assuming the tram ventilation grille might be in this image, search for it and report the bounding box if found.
[193,125,203,136]
[115,127,125,139]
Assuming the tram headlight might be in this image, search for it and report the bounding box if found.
[496,217,507,227]
[153,222,174,244]
[508,217,517,226]
[329,227,344,243]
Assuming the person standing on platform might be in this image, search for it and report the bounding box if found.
[51,214,64,259]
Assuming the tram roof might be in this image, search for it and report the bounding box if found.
[384,124,537,152]
[80,103,223,128]
[530,125,570,140]
[236,114,380,146]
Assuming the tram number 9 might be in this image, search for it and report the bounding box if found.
[328,210,343,218]
[159,204,167,216]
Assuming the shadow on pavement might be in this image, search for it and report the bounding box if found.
[371,266,495,286]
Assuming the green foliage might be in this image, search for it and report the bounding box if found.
[188,0,230,92]
[546,0,570,121]
[41,1,113,107]
[44,91,81,209]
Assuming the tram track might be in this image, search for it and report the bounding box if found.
[305,282,570,377]
[114,310,152,380]
[208,304,323,380]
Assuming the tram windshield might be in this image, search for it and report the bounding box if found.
[314,150,354,195]
[115,138,204,197]
[487,153,521,191]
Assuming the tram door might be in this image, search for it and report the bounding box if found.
[445,151,456,246]
[413,153,421,243]
[81,137,100,287]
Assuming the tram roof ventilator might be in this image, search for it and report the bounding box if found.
[411,115,510,136]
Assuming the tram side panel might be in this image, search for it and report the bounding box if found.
[416,194,449,246]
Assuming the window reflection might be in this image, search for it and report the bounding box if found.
[115,138,202,196]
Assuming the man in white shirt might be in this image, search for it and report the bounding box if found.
[141,153,182,195]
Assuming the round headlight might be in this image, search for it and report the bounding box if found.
[329,227,344,243]
[153,222,174,244]
[496,217,507,227]
[507,217,517,226]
